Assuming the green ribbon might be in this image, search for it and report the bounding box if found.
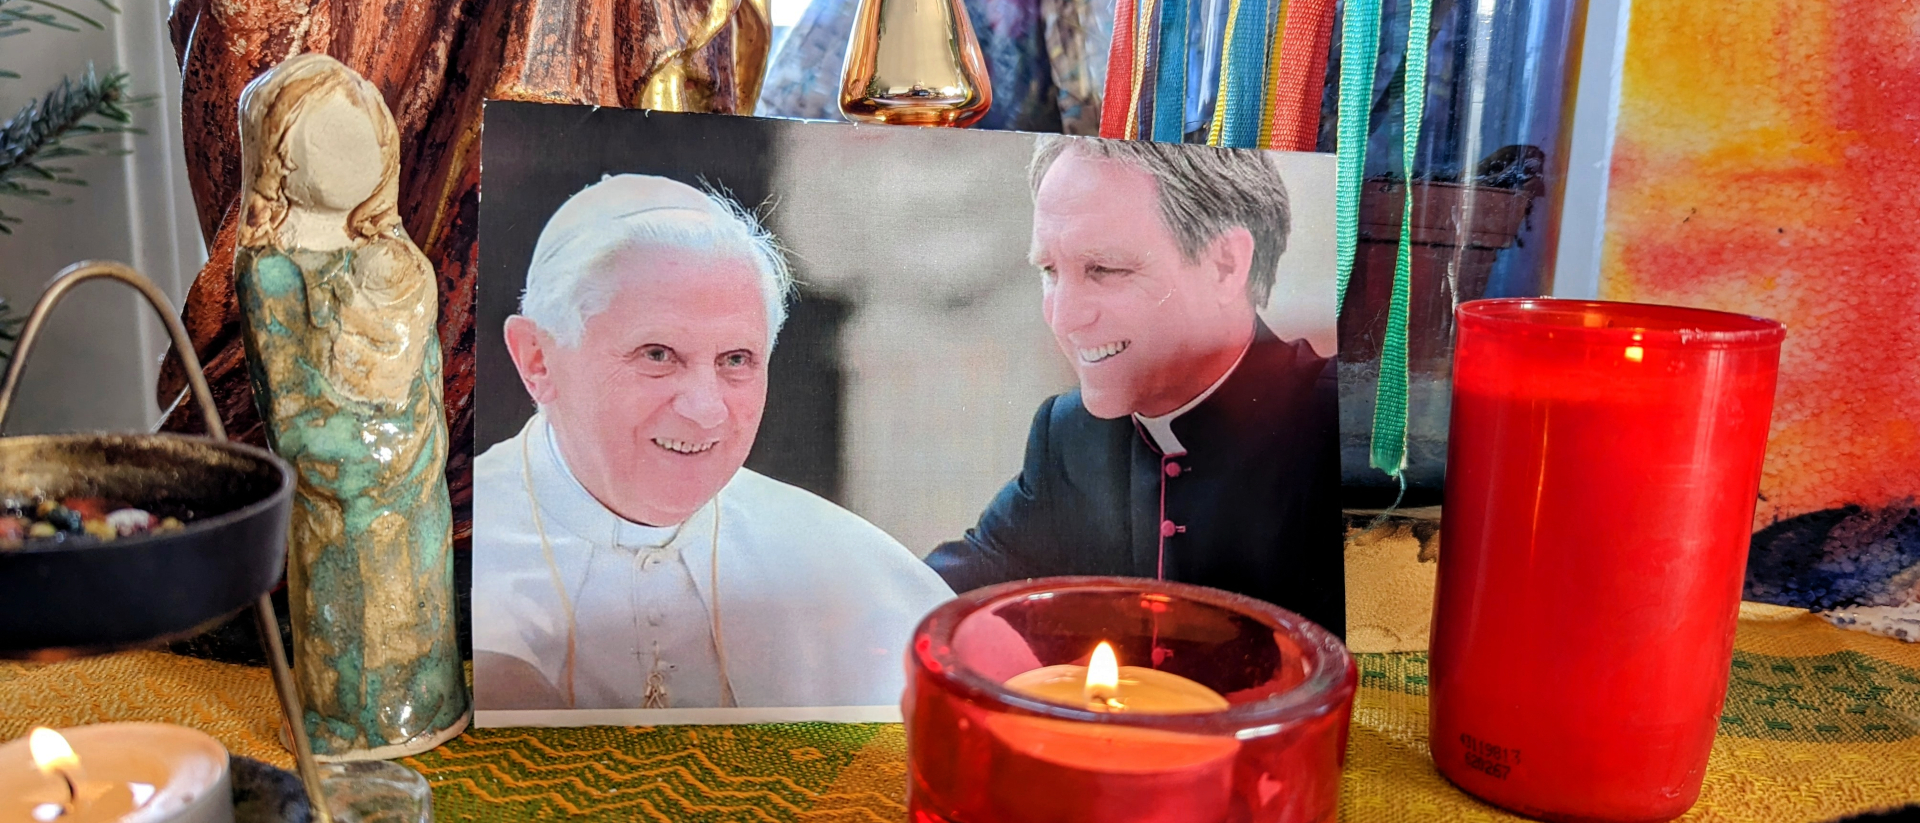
[1368,0,1429,478]
[1334,0,1427,480]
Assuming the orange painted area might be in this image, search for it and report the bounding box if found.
[1601,0,1920,526]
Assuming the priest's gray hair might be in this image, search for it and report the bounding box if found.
[1028,135,1290,308]
[520,174,794,349]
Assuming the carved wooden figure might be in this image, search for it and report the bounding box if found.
[235,53,468,760]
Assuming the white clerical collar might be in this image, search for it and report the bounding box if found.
[532,412,705,549]
[1133,339,1252,457]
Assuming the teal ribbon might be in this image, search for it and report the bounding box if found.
[1332,0,1381,317]
[1369,0,1429,478]
[1209,0,1276,148]
[1151,0,1192,140]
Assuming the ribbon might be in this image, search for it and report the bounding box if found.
[1102,0,1332,148]
[1367,0,1432,478]
[1150,0,1191,141]
[1205,0,1275,148]
[1132,0,1165,138]
[1261,0,1333,151]
[1333,0,1381,318]
[1203,0,1335,151]
[1100,0,1141,138]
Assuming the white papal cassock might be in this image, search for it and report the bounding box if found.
[472,414,954,710]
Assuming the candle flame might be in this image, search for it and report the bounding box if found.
[1084,642,1121,708]
[28,728,77,776]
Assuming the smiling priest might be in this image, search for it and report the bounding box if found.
[926,137,1343,637]
[472,175,952,713]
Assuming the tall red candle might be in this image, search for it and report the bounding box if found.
[1431,299,1784,822]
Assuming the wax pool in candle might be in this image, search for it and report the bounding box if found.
[981,643,1240,823]
[0,724,232,823]
[1002,642,1232,715]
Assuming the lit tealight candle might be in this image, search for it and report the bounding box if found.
[984,642,1240,823]
[0,725,232,823]
[1002,641,1231,714]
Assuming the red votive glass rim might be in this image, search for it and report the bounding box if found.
[1452,298,1785,348]
[1432,298,1785,823]
[905,576,1357,823]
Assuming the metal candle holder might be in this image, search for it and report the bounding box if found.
[0,261,336,823]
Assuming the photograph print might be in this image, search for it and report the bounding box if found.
[472,103,1342,725]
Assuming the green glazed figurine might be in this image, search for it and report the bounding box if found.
[234,53,469,759]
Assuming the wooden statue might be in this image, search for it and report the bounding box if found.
[158,0,770,542]
[235,53,468,760]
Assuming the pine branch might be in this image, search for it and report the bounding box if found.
[0,0,111,36]
[0,65,139,233]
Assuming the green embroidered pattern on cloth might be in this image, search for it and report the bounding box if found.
[1350,651,1920,743]
[404,723,908,820]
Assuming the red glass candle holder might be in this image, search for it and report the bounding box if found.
[906,576,1357,823]
[1432,299,1785,822]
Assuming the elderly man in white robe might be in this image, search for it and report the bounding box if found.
[473,175,953,712]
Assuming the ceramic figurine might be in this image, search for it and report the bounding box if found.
[234,53,468,760]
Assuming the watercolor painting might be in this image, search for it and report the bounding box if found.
[1600,0,1920,640]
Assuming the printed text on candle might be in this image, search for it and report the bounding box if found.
[1460,734,1519,780]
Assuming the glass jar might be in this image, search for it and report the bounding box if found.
[906,576,1356,823]
[1432,299,1784,821]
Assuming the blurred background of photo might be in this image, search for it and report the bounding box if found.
[477,106,1334,555]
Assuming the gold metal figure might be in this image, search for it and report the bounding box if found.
[638,0,773,114]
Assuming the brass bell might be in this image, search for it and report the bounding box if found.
[838,0,992,127]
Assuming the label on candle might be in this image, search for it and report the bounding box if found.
[1459,733,1518,780]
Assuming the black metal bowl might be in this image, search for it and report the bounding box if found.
[0,433,292,659]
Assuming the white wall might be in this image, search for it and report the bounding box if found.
[0,2,204,436]
[1551,0,1631,299]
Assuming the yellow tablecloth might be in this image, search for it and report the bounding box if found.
[3,606,1916,822]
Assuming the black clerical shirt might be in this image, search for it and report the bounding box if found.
[925,320,1344,637]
